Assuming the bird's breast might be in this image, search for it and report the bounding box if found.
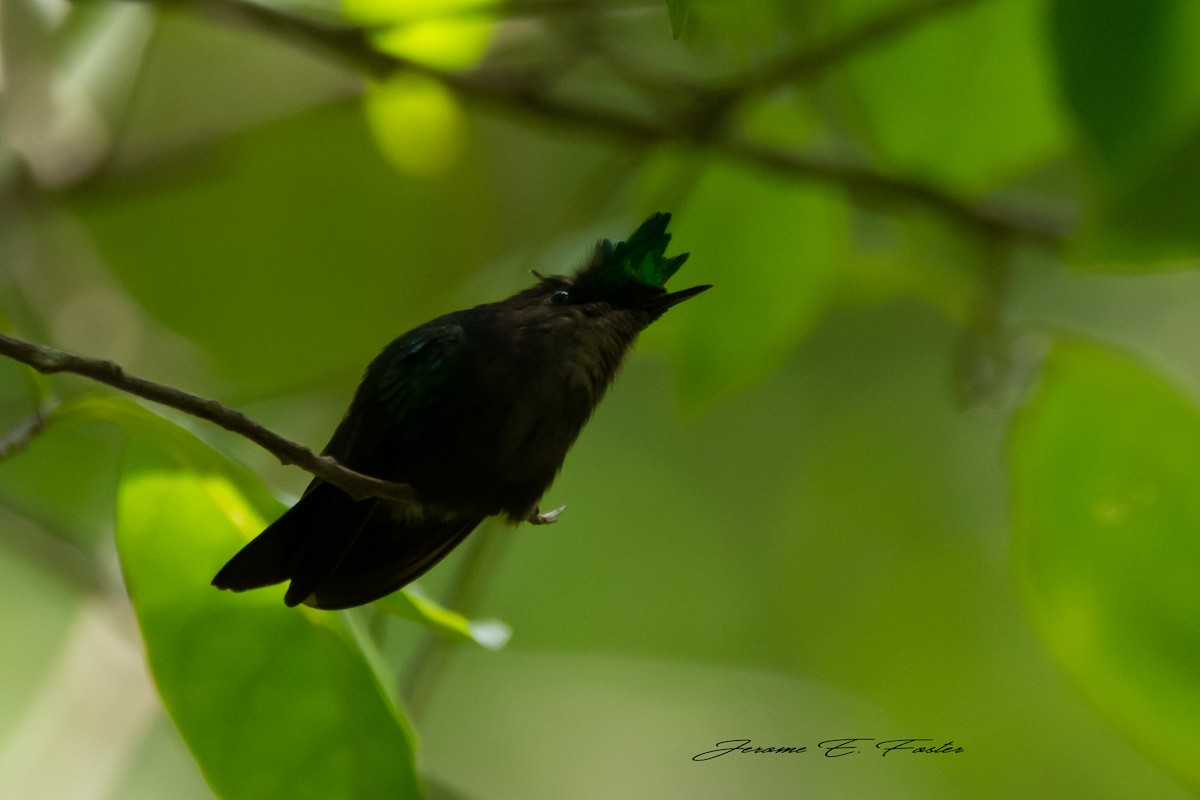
[394,315,635,518]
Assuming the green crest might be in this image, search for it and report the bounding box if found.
[600,213,689,289]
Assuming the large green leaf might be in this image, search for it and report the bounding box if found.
[0,412,124,546]
[1050,0,1200,182]
[1049,0,1200,265]
[1010,341,1200,790]
[1072,124,1200,267]
[68,100,628,398]
[638,152,846,404]
[70,104,495,396]
[842,0,1067,195]
[64,398,422,800]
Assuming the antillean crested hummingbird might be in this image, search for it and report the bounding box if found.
[212,213,710,609]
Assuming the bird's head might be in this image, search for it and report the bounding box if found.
[511,213,711,329]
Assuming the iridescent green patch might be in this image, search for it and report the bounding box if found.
[600,213,690,289]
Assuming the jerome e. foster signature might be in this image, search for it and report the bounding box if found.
[692,738,965,761]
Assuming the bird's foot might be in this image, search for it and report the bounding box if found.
[526,504,566,525]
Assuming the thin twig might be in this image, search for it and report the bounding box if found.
[0,506,109,595]
[0,408,50,461]
[181,0,399,80]
[0,332,418,504]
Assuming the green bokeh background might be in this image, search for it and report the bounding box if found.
[3,0,1200,798]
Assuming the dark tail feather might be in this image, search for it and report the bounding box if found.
[214,483,485,610]
[211,482,372,603]
[302,513,484,610]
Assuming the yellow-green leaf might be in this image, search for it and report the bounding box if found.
[1010,341,1200,790]
[94,398,422,800]
[365,72,467,177]
[377,585,511,650]
[342,0,497,69]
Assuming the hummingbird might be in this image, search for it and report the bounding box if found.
[212,213,709,609]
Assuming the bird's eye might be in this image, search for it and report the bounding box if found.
[550,290,571,305]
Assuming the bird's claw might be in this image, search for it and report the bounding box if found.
[527,504,566,525]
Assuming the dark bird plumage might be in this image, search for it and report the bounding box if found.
[212,213,709,609]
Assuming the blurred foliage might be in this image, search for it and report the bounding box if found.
[98,394,419,799]
[1011,342,1200,789]
[3,0,1200,798]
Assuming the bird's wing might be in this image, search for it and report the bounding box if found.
[322,322,467,471]
[213,323,468,604]
[277,323,468,602]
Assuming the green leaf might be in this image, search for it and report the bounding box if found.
[82,398,422,800]
[681,0,816,49]
[364,73,467,177]
[50,396,280,514]
[377,585,511,650]
[67,104,502,396]
[341,0,497,70]
[1049,0,1200,182]
[842,0,1067,195]
[666,0,689,38]
[67,102,625,397]
[1010,340,1200,790]
[638,151,845,405]
[1049,0,1200,266]
[1071,123,1200,268]
[0,412,124,547]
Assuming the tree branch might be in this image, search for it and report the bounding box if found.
[719,137,1066,243]
[683,0,992,147]
[0,332,417,504]
[442,79,1066,243]
[729,0,987,100]
[176,0,1067,247]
